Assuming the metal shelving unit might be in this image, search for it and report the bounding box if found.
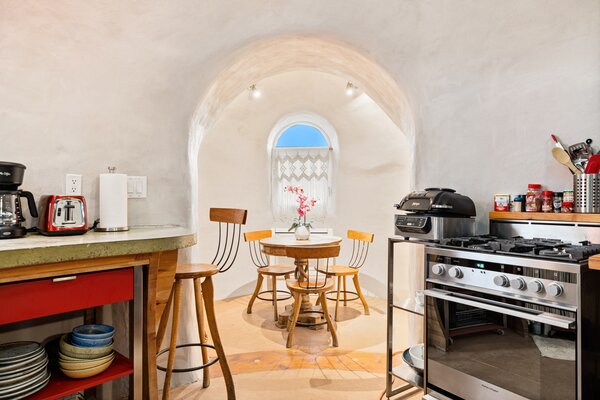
[386,237,425,399]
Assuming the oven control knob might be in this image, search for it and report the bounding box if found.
[510,277,527,290]
[529,280,544,293]
[431,264,446,276]
[493,275,510,287]
[547,282,564,297]
[449,267,463,279]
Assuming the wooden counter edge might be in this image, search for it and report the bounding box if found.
[590,254,600,271]
[489,211,600,223]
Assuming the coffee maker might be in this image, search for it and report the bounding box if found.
[0,162,38,239]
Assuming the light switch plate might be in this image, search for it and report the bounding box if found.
[127,176,147,198]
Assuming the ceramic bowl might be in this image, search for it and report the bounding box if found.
[71,324,115,340]
[59,335,113,360]
[70,335,113,348]
[408,343,424,370]
[59,351,113,364]
[59,354,114,371]
[60,359,112,379]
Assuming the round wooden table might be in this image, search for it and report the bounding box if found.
[260,235,342,328]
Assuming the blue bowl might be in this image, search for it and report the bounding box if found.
[70,334,113,348]
[72,324,115,340]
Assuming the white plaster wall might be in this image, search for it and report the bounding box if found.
[197,71,410,300]
[1,1,598,231]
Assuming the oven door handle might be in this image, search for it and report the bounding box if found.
[423,288,576,329]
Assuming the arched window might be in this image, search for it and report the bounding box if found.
[269,114,337,223]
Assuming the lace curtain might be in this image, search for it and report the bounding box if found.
[272,147,332,223]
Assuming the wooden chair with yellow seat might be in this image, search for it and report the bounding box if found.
[285,244,340,348]
[156,208,247,400]
[244,230,296,321]
[316,230,374,321]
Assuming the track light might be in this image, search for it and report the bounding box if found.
[249,84,261,99]
[345,81,357,96]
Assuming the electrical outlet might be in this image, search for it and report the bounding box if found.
[66,174,82,195]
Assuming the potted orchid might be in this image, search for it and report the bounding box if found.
[285,185,317,240]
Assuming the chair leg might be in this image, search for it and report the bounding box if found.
[335,276,342,322]
[286,292,302,348]
[246,273,264,314]
[156,287,174,352]
[272,275,278,322]
[193,278,210,389]
[319,292,338,347]
[162,279,182,400]
[353,274,370,316]
[343,276,348,306]
[202,276,236,400]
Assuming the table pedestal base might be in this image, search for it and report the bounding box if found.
[276,304,326,330]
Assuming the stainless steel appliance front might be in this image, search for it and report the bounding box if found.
[424,248,580,400]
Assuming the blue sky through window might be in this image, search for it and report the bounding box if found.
[275,124,328,148]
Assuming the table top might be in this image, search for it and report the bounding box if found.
[260,235,342,248]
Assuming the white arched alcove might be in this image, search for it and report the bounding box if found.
[187,35,416,238]
[172,37,417,387]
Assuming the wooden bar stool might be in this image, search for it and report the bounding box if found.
[156,208,247,400]
[244,230,295,321]
[285,244,340,348]
[317,230,373,321]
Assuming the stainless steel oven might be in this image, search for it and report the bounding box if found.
[423,245,600,400]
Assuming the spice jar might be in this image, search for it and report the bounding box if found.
[553,192,563,213]
[562,201,573,213]
[526,184,542,212]
[541,191,554,212]
[563,190,574,203]
[511,195,525,212]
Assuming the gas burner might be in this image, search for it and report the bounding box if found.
[538,249,572,258]
[438,235,600,262]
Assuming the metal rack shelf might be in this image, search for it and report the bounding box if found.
[386,237,426,399]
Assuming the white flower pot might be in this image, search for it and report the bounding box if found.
[294,224,310,240]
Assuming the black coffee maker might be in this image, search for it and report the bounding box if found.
[0,162,38,239]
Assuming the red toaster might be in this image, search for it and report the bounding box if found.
[37,195,88,236]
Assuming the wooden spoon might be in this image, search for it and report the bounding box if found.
[552,147,580,174]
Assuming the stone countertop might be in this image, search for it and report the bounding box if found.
[0,225,196,268]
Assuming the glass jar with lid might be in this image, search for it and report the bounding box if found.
[526,184,542,212]
[541,191,554,212]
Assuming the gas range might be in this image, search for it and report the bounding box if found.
[438,235,600,263]
[424,236,600,400]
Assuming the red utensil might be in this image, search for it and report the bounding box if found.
[584,154,600,174]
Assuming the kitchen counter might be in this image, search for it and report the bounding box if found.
[0,225,195,268]
[0,225,195,399]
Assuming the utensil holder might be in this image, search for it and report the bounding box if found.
[574,173,600,213]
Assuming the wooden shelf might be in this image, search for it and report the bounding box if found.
[489,211,600,223]
[28,352,133,400]
[590,255,600,271]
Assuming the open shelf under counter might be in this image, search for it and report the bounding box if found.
[391,362,423,389]
[489,211,600,223]
[29,351,133,400]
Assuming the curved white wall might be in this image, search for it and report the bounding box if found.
[197,71,410,299]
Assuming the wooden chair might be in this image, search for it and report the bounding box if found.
[156,208,247,400]
[317,230,373,321]
[285,244,340,348]
[245,230,295,321]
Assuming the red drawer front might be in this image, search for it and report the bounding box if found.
[0,268,133,325]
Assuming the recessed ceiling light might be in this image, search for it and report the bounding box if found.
[249,84,261,99]
[345,81,358,96]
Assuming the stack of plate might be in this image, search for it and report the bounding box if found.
[0,342,50,399]
[59,325,115,379]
